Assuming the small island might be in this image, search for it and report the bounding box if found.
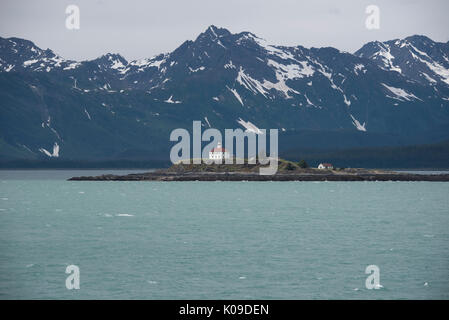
[68,159,449,182]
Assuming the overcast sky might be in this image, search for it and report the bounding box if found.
[1,0,448,62]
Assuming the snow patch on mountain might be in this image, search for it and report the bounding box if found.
[350,114,367,132]
[262,76,299,99]
[267,59,314,79]
[382,83,421,101]
[353,64,366,75]
[237,118,263,134]
[227,86,244,106]
[421,60,449,85]
[205,26,227,49]
[372,43,402,73]
[189,66,205,73]
[23,59,38,66]
[129,54,168,71]
[204,117,211,128]
[304,94,321,109]
[224,60,236,69]
[406,48,449,85]
[236,68,268,97]
[39,142,60,157]
[311,59,351,106]
[63,62,80,70]
[343,95,351,107]
[421,72,437,84]
[253,37,295,60]
[164,95,181,104]
[110,58,126,70]
[84,108,91,120]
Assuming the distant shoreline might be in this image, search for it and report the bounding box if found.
[67,160,449,182]
[68,171,449,182]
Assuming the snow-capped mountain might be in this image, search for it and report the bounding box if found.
[355,35,449,86]
[1,26,449,161]
[0,37,78,72]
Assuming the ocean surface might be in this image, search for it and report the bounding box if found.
[0,170,448,299]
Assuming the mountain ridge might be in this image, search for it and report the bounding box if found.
[1,26,449,161]
[2,28,446,75]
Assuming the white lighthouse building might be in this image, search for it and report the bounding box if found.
[209,142,230,160]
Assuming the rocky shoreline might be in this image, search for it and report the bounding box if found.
[68,171,449,182]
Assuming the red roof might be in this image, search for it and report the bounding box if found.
[211,147,228,152]
[321,163,333,167]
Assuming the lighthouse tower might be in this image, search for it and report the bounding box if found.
[209,142,230,160]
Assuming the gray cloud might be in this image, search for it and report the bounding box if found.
[0,0,448,61]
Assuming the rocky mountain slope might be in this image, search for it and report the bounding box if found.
[1,26,448,160]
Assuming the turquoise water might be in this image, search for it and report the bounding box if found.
[0,170,448,299]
